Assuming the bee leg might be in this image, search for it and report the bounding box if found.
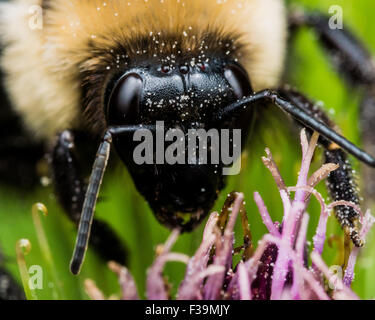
[289,9,375,205]
[278,88,363,249]
[51,130,127,266]
[289,10,375,86]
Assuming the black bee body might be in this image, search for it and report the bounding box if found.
[0,65,44,188]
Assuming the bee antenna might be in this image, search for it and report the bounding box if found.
[70,124,157,275]
[70,131,113,275]
[215,90,375,168]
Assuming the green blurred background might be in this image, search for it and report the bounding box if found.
[1,0,375,300]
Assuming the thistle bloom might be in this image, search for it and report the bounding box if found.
[86,130,374,300]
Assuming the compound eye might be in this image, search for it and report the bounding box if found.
[224,64,253,100]
[107,73,143,125]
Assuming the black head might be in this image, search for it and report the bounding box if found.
[105,55,253,231]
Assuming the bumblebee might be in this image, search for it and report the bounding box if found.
[0,0,375,275]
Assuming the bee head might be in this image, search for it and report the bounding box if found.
[105,56,253,230]
[106,55,253,126]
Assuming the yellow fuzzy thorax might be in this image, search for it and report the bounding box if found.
[0,0,287,139]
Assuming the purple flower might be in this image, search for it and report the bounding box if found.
[85,130,374,300]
